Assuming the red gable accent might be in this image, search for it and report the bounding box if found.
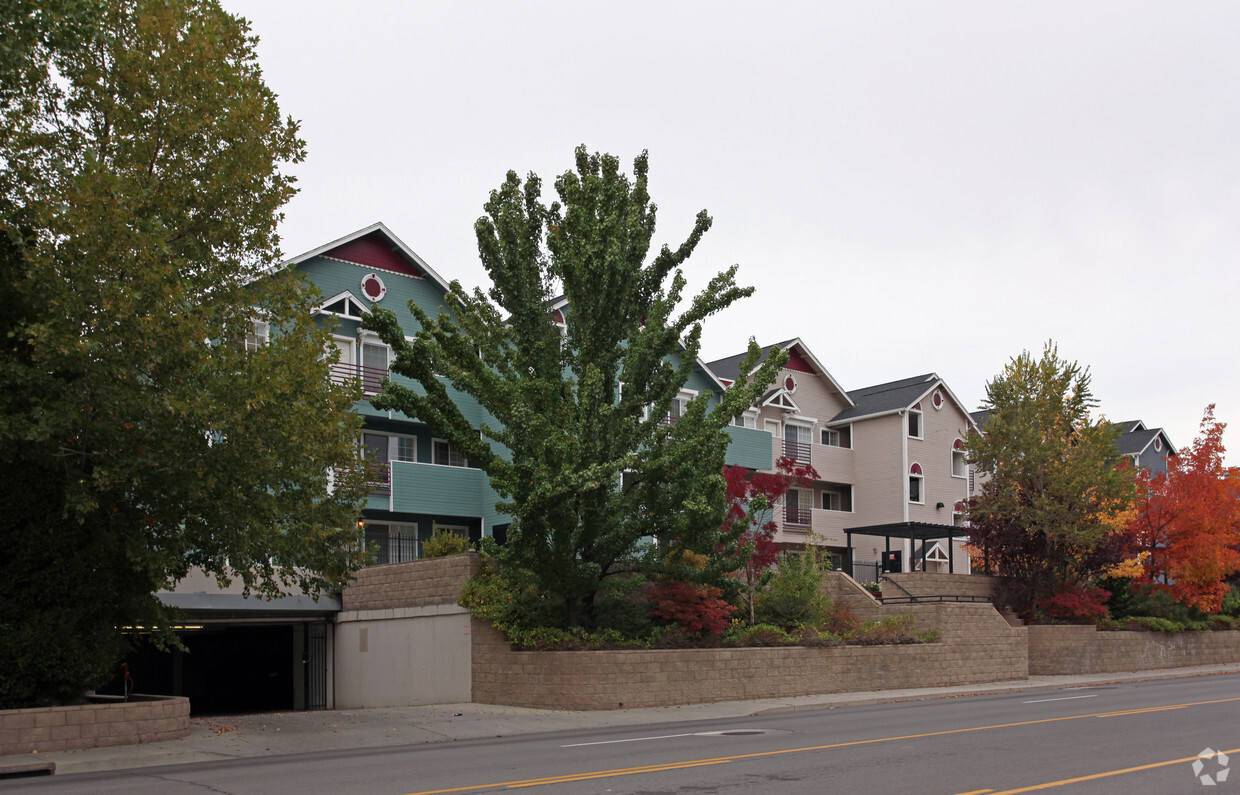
[551,309,565,325]
[953,438,965,450]
[785,349,814,373]
[323,231,423,278]
[910,463,923,475]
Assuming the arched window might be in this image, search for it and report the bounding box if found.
[909,462,924,504]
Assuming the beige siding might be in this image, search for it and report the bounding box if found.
[907,398,973,525]
[850,413,905,527]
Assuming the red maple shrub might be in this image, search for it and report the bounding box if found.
[1045,584,1111,623]
[648,578,735,636]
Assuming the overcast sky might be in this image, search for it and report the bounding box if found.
[222,1,1240,463]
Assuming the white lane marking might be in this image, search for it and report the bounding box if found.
[561,732,698,748]
[1022,694,1099,704]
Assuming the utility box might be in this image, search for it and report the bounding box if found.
[881,550,903,573]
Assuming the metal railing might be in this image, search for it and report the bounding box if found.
[783,505,812,527]
[365,462,391,497]
[329,362,389,394]
[363,528,418,566]
[782,438,811,463]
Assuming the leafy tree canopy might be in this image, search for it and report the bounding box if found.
[966,342,1135,615]
[1128,404,1240,612]
[0,0,368,708]
[365,146,785,627]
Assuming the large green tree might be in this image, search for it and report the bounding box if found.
[365,147,784,627]
[0,0,368,708]
[967,343,1136,616]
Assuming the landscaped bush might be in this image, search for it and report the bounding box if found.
[723,623,797,647]
[593,574,653,638]
[1045,584,1111,623]
[648,578,735,636]
[1125,584,1208,624]
[755,552,831,630]
[421,529,471,558]
[1096,576,1135,620]
[1222,586,1240,618]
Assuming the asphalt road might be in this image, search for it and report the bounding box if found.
[11,674,1240,794]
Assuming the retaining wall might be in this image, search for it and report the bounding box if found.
[472,591,1027,710]
[0,696,189,756]
[883,572,1000,600]
[1027,625,1240,675]
[341,553,479,611]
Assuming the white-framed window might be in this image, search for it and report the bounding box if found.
[244,319,269,352]
[951,439,967,478]
[432,438,469,468]
[821,484,853,512]
[784,422,812,462]
[361,339,390,371]
[764,419,782,439]
[820,425,852,449]
[731,412,758,429]
[396,436,416,463]
[908,402,923,439]
[909,462,924,504]
[784,489,810,527]
[666,388,696,424]
[953,501,967,527]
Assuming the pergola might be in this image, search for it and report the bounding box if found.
[844,521,972,575]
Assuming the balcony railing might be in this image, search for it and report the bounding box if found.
[363,527,417,566]
[365,461,391,497]
[783,505,812,527]
[783,438,811,463]
[329,362,389,394]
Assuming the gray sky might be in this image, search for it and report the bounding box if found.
[222,1,1240,463]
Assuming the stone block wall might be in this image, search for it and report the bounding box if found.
[1027,625,1240,675]
[471,599,1027,710]
[342,553,479,611]
[0,696,189,756]
[883,572,1000,600]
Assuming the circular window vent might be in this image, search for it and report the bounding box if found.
[361,273,387,302]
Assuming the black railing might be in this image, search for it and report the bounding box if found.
[364,528,418,566]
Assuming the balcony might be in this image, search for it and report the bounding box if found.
[782,438,811,465]
[366,461,391,497]
[363,526,418,565]
[329,362,388,394]
[783,504,812,529]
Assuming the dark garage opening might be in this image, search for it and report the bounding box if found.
[105,624,298,715]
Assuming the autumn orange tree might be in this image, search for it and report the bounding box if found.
[1127,405,1240,612]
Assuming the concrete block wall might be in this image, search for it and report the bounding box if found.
[884,572,1000,600]
[0,696,189,756]
[471,599,1027,711]
[1028,625,1240,675]
[825,571,883,622]
[342,553,479,611]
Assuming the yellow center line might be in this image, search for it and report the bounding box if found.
[975,746,1240,794]
[401,696,1240,795]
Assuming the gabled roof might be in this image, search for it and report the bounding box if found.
[1114,424,1178,459]
[970,409,991,429]
[1110,419,1146,434]
[832,373,936,423]
[285,222,453,294]
[704,338,854,408]
[831,372,979,430]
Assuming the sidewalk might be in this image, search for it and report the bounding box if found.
[18,663,1240,776]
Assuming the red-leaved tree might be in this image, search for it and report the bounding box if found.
[721,456,818,625]
[1127,405,1240,612]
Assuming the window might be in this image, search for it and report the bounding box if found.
[909,462,924,504]
[433,438,468,468]
[908,403,923,438]
[361,340,389,371]
[362,522,417,565]
[820,425,852,448]
[244,320,269,352]
[784,423,811,462]
[821,484,852,512]
[764,419,782,439]
[784,489,810,526]
[731,413,757,429]
[951,439,967,478]
[396,436,416,463]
